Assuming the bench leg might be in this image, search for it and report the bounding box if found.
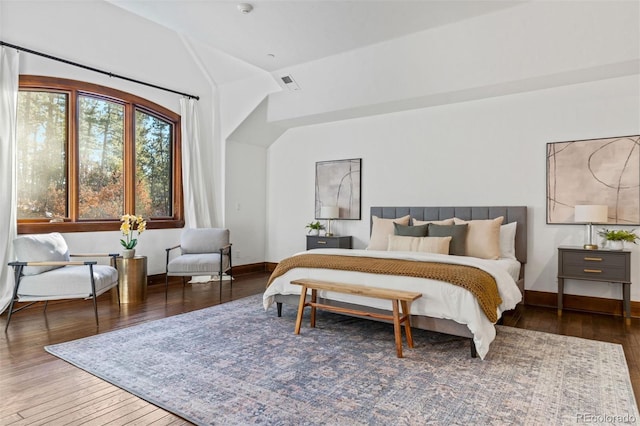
[400,300,414,348]
[294,286,308,334]
[310,289,317,328]
[392,299,403,358]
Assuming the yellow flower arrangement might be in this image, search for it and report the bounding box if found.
[120,214,147,249]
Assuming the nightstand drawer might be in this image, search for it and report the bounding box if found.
[562,251,627,268]
[561,263,628,281]
[558,249,630,282]
[306,236,352,250]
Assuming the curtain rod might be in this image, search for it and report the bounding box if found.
[1,40,199,100]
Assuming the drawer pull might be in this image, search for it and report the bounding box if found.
[584,257,602,262]
[317,241,327,244]
[583,269,602,274]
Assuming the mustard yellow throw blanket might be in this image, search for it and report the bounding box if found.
[267,254,502,323]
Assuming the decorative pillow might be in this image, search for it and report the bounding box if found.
[13,232,70,276]
[453,216,504,260]
[500,221,517,259]
[387,235,452,254]
[393,223,429,237]
[367,215,411,250]
[427,224,468,256]
[412,218,455,226]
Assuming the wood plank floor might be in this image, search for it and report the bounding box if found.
[1,272,638,424]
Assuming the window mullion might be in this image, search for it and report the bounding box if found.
[124,104,136,215]
[68,89,79,222]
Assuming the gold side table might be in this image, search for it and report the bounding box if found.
[112,255,148,304]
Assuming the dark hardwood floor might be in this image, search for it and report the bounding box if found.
[1,272,638,424]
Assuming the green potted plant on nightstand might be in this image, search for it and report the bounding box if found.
[305,221,325,236]
[597,228,639,250]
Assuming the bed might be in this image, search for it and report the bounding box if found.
[263,206,527,359]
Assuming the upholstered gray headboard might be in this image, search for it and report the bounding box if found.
[370,206,527,264]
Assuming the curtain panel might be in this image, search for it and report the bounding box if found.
[180,98,217,228]
[0,47,19,314]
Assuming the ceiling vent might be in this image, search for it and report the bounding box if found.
[280,74,301,91]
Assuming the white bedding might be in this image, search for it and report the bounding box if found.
[263,248,522,359]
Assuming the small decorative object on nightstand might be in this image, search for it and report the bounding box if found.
[307,235,352,250]
[557,246,631,324]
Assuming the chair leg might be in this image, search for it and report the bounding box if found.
[89,264,99,327]
[4,297,17,333]
[165,274,169,302]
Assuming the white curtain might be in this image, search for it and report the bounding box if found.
[180,98,217,228]
[0,47,19,314]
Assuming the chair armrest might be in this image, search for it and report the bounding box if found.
[70,253,120,258]
[9,260,97,267]
[219,244,232,255]
[165,245,181,253]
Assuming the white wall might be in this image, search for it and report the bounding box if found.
[266,74,640,301]
[226,142,267,266]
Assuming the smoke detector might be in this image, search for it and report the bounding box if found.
[237,3,253,14]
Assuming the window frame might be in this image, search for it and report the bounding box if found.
[17,75,184,234]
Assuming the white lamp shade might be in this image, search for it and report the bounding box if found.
[574,205,608,223]
[320,206,339,219]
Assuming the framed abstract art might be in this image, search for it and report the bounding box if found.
[546,135,640,225]
[315,158,361,220]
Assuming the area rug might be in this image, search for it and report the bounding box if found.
[45,294,638,425]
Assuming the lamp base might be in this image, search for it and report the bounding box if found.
[325,232,334,237]
[583,244,599,250]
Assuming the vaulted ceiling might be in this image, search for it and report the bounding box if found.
[107,1,639,147]
[107,1,524,72]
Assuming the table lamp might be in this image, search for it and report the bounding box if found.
[574,204,608,249]
[320,206,340,236]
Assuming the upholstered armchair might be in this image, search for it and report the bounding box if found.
[5,232,120,332]
[165,228,232,299]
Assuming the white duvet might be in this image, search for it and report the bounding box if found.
[263,248,522,359]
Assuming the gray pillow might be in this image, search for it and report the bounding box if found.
[393,223,429,237]
[13,232,70,276]
[427,224,468,256]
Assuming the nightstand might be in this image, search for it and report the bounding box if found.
[557,246,631,323]
[306,235,352,250]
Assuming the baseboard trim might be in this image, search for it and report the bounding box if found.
[525,290,640,318]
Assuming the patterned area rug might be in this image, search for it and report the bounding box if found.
[46,294,638,425]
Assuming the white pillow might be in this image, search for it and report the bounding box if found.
[13,232,70,276]
[500,221,517,259]
[453,216,504,260]
[412,218,455,226]
[387,235,452,254]
[367,215,411,250]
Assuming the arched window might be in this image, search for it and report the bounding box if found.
[17,76,184,233]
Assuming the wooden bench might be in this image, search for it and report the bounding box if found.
[290,279,422,358]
